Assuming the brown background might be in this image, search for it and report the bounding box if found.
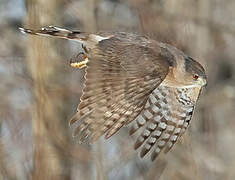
[0,0,235,179]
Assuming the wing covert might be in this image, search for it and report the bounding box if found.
[70,41,170,143]
[130,85,201,161]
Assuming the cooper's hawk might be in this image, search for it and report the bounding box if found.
[20,26,207,161]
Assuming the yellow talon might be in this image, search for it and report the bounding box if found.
[70,51,89,69]
[70,58,89,69]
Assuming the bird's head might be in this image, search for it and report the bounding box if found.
[161,44,207,88]
[182,56,207,88]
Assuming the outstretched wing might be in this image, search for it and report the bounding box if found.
[130,85,201,161]
[69,38,170,143]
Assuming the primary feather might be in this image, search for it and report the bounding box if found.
[20,26,205,161]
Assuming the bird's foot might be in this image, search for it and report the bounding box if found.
[70,52,88,69]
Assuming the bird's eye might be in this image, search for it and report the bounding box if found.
[193,74,199,80]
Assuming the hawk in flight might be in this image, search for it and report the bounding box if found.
[20,26,207,161]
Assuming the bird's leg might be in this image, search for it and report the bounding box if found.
[70,51,88,69]
[82,44,89,54]
[70,44,89,69]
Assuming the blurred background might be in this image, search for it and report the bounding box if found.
[0,0,235,179]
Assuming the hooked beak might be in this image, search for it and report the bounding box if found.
[198,77,207,87]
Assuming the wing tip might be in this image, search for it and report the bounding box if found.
[129,123,140,136]
[104,129,117,139]
[69,112,79,127]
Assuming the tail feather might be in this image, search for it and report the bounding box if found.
[19,26,88,43]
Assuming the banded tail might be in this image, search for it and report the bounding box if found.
[19,26,111,44]
[19,26,89,44]
[19,26,112,68]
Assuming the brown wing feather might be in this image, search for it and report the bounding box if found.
[70,39,170,143]
[130,85,201,161]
